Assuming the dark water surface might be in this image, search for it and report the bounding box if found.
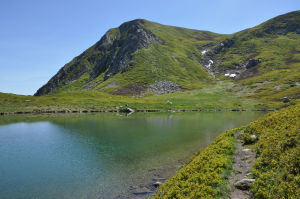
[0,112,264,199]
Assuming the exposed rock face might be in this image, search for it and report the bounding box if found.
[148,81,181,95]
[214,38,235,54]
[91,20,163,80]
[246,58,262,69]
[34,19,162,96]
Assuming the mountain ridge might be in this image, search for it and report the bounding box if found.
[35,10,300,97]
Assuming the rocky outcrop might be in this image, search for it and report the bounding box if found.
[91,20,163,80]
[246,58,262,69]
[34,19,162,96]
[283,97,290,103]
[214,38,235,54]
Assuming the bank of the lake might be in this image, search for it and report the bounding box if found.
[154,103,300,198]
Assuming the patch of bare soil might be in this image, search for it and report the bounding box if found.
[228,131,255,199]
[113,83,147,95]
[236,67,260,80]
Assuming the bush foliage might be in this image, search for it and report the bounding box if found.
[153,129,238,199]
[246,104,300,199]
[154,104,300,199]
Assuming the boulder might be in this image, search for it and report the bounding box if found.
[153,181,163,188]
[234,179,255,190]
[214,39,235,53]
[120,107,135,113]
[283,97,290,103]
[246,58,262,69]
[125,107,134,113]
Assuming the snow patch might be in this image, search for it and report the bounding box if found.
[206,60,214,68]
[224,73,237,78]
[201,50,207,55]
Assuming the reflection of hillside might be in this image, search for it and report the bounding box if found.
[1,112,264,167]
[0,112,264,199]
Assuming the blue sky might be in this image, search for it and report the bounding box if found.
[0,0,299,95]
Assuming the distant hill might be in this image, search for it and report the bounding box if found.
[35,10,300,100]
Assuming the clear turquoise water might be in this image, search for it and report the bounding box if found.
[0,112,263,199]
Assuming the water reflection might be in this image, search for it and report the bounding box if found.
[0,112,263,199]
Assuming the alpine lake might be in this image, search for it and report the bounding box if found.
[0,111,264,199]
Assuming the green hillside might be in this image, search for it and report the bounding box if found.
[1,11,300,113]
[34,19,225,96]
[31,11,300,108]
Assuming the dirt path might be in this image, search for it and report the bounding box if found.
[228,131,255,199]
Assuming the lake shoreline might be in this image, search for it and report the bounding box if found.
[153,104,300,198]
[0,108,272,116]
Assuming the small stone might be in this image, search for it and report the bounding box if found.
[235,179,255,190]
[167,100,173,105]
[250,134,258,143]
[242,149,251,153]
[153,181,163,188]
[250,135,257,139]
[283,97,290,103]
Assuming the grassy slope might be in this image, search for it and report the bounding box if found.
[51,20,225,94]
[219,11,300,108]
[226,31,300,108]
[154,103,300,199]
[0,82,260,113]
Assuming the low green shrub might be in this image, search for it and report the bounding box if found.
[247,104,300,199]
[153,128,239,199]
[154,104,300,199]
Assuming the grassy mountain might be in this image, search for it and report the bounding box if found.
[35,20,223,96]
[35,11,300,102]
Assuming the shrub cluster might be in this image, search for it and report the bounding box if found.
[246,104,300,199]
[153,129,238,199]
[154,104,300,199]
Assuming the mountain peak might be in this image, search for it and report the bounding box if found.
[34,19,162,96]
[34,11,300,96]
